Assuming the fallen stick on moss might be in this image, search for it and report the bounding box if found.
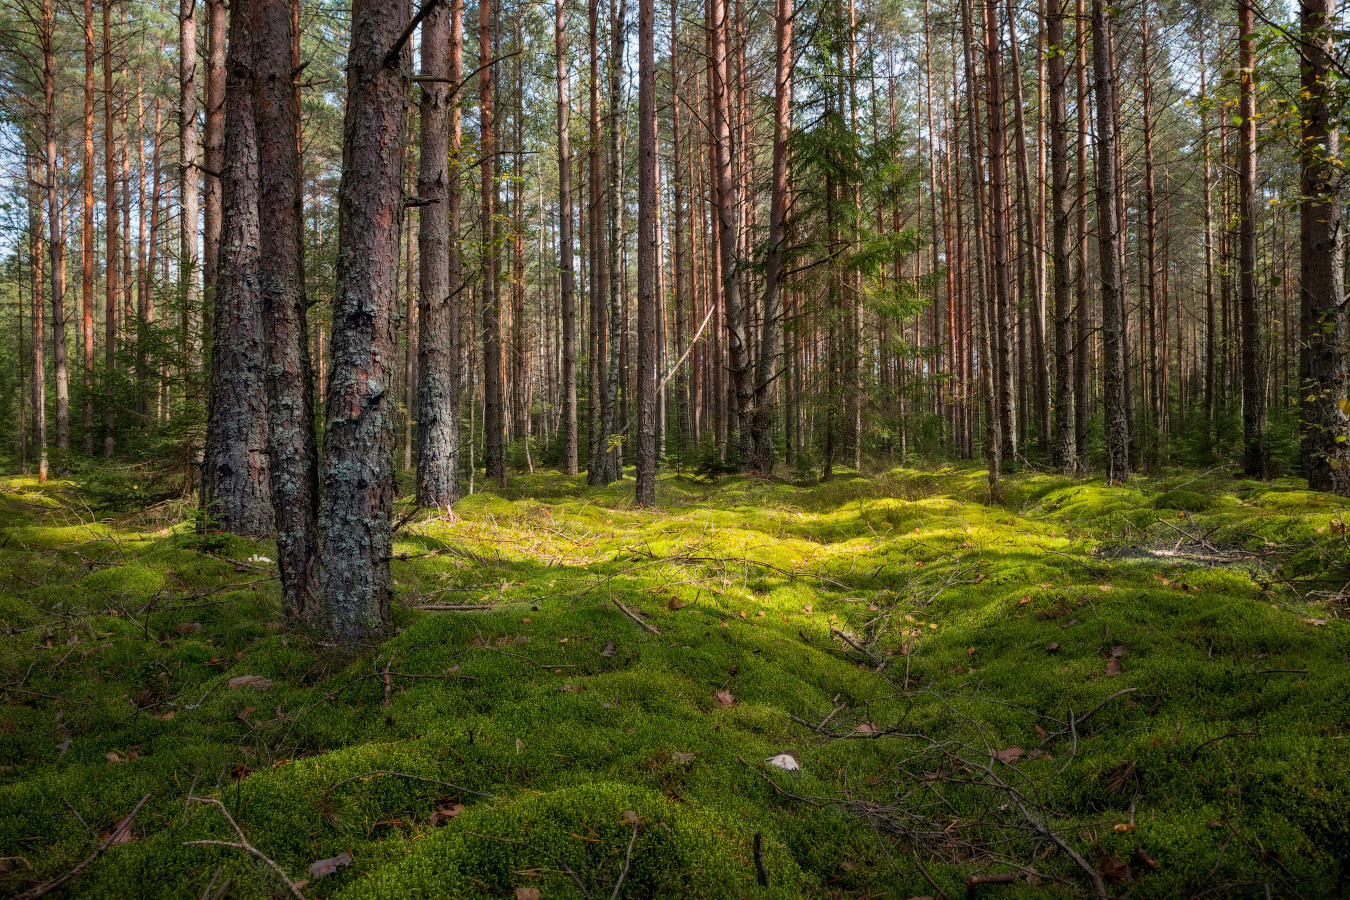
[610,594,661,635]
[326,769,495,799]
[16,792,150,900]
[183,796,305,900]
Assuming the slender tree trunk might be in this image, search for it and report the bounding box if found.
[29,153,48,482]
[103,0,118,457]
[1092,0,1129,483]
[983,0,1015,464]
[416,0,460,507]
[254,0,319,616]
[41,0,68,452]
[556,0,579,475]
[481,0,507,485]
[82,0,96,455]
[1200,43,1216,425]
[314,0,411,641]
[202,0,272,538]
[203,0,226,316]
[1298,0,1349,492]
[181,0,201,384]
[1238,0,1267,477]
[635,0,657,504]
[1048,0,1075,471]
[586,0,607,483]
[752,0,791,474]
[1073,0,1090,464]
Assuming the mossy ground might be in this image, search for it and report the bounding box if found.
[1,465,1347,898]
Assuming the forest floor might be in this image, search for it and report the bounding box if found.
[0,463,1348,899]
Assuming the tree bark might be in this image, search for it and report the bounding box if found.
[181,0,201,382]
[635,0,657,505]
[1048,0,1075,471]
[1298,0,1349,492]
[29,152,48,482]
[103,0,117,457]
[314,0,411,642]
[1092,0,1129,483]
[254,0,320,617]
[1238,0,1267,477]
[416,0,461,507]
[202,0,273,538]
[556,0,578,475]
[41,0,68,452]
[82,0,95,454]
[481,0,507,486]
[203,0,226,316]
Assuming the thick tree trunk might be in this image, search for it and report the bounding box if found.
[1298,0,1350,492]
[1092,0,1129,483]
[556,0,578,475]
[1238,0,1267,477]
[1048,0,1075,472]
[416,0,461,507]
[202,0,272,538]
[314,0,411,642]
[254,0,319,616]
[635,0,657,505]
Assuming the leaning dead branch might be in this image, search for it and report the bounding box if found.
[183,796,306,900]
[16,793,150,900]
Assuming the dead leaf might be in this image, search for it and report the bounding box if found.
[802,605,813,614]
[714,689,735,708]
[106,751,122,763]
[560,684,584,693]
[228,675,273,691]
[1111,644,1128,658]
[515,737,526,753]
[174,622,202,634]
[600,640,616,657]
[757,610,766,617]
[854,722,878,734]
[429,803,465,826]
[766,753,799,771]
[1034,724,1047,738]
[1019,597,1031,605]
[237,706,257,722]
[1206,818,1223,830]
[1304,618,1328,626]
[1096,851,1132,884]
[995,747,1024,765]
[1113,823,1138,833]
[672,751,697,763]
[308,850,353,878]
[967,647,977,656]
[1132,848,1160,871]
[1046,642,1060,653]
[622,809,641,825]
[1099,584,1113,592]
[1107,658,1124,676]
[667,599,688,610]
[739,610,747,620]
[516,889,541,900]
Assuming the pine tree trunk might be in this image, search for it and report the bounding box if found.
[416,0,460,507]
[1073,0,1090,464]
[202,0,273,538]
[254,0,319,616]
[635,0,658,505]
[1048,0,1075,472]
[81,0,96,455]
[103,1,118,457]
[481,0,507,486]
[1238,0,1267,477]
[982,0,1015,464]
[29,153,48,482]
[556,0,579,475]
[1298,0,1349,493]
[586,0,607,484]
[203,0,226,315]
[1092,0,1129,483]
[313,0,411,642]
[41,0,68,452]
[181,0,201,384]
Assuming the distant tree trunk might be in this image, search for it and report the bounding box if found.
[752,0,791,475]
[586,0,607,484]
[314,0,411,642]
[983,0,1015,465]
[556,0,578,475]
[41,0,68,452]
[416,0,460,508]
[1140,8,1161,462]
[103,0,118,457]
[1237,0,1267,478]
[203,0,226,316]
[1047,0,1075,472]
[1092,0,1128,483]
[1298,0,1350,493]
[481,0,507,486]
[29,153,48,483]
[710,0,748,468]
[1073,0,1090,464]
[82,0,96,455]
[181,0,201,384]
[597,0,625,483]
[202,0,272,538]
[1200,43,1216,426]
[447,0,465,494]
[635,0,657,505]
[254,0,319,616]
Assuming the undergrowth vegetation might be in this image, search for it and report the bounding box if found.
[1,465,1348,898]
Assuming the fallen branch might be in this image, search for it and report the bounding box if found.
[1191,730,1258,762]
[831,628,884,668]
[611,595,661,635]
[16,793,150,900]
[183,796,305,900]
[417,603,496,611]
